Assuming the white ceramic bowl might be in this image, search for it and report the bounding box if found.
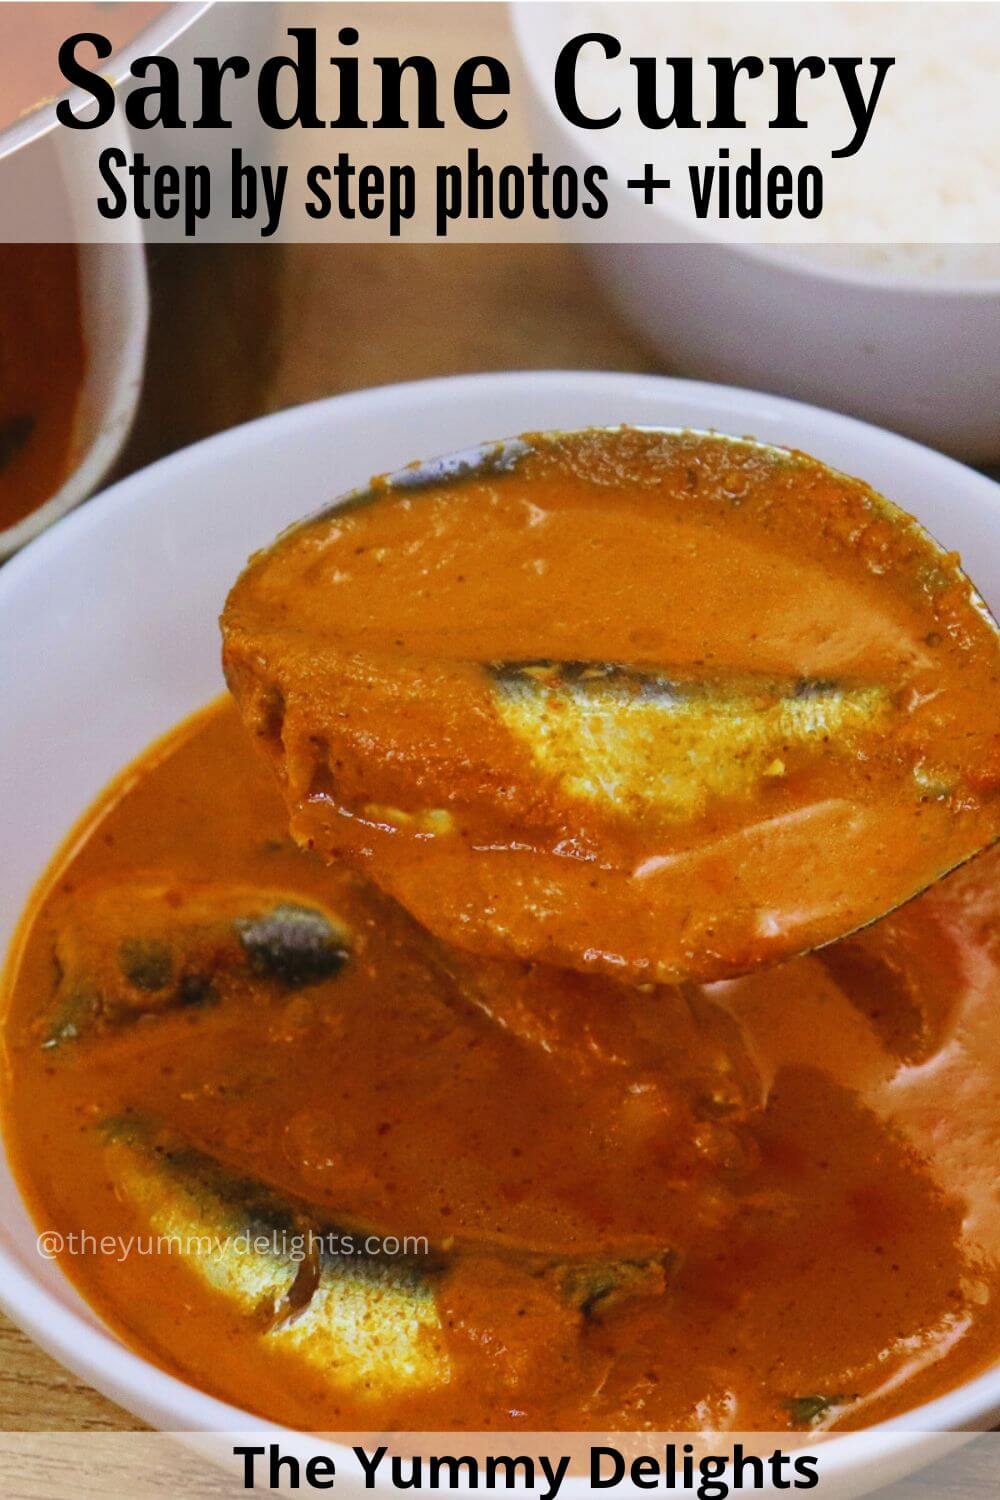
[0,0,198,556]
[0,373,997,1488]
[509,5,1000,465]
[0,5,219,559]
[0,1,258,558]
[0,237,149,560]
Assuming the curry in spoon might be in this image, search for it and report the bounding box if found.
[221,426,1000,983]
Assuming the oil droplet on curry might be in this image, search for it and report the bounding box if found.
[3,428,1000,1433]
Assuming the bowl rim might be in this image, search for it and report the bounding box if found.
[0,1,214,161]
[508,1,1000,297]
[0,369,997,1468]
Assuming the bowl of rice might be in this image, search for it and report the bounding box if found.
[511,1,1000,462]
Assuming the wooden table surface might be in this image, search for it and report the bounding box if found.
[0,240,659,1432]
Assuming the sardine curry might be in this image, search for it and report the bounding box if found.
[3,428,1000,1434]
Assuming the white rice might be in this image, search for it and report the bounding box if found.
[525,2,1000,277]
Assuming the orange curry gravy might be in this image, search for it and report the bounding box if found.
[0,244,85,532]
[222,429,1000,987]
[3,699,1000,1431]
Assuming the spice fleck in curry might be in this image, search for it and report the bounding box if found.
[3,428,1000,1432]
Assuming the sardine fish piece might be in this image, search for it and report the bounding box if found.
[102,1114,674,1400]
[489,661,889,822]
[43,878,350,1047]
[102,1114,450,1399]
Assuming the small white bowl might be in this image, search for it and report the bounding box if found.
[0,2,222,559]
[0,237,149,560]
[0,373,997,1486]
[509,4,1000,464]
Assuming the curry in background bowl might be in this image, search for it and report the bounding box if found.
[3,417,1000,1436]
[0,3,167,140]
[0,244,85,534]
[0,2,195,554]
[0,235,148,560]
